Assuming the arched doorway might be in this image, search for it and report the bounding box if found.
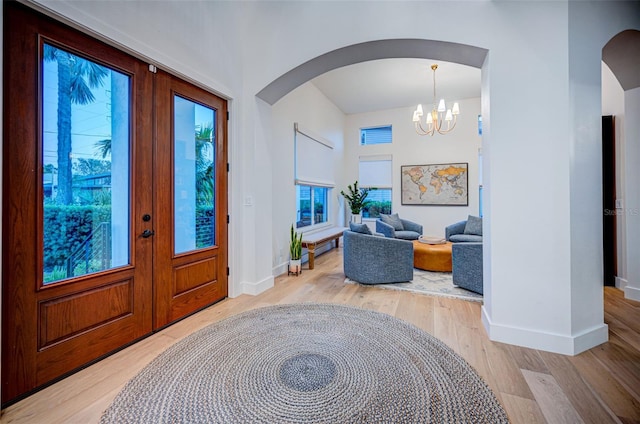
[602,29,640,301]
[256,39,487,105]
[257,38,490,295]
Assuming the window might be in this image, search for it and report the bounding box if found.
[294,123,334,228]
[296,185,328,228]
[173,96,216,254]
[360,125,392,145]
[359,155,392,218]
[363,189,392,218]
[42,43,131,283]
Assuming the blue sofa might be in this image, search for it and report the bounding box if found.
[452,242,483,294]
[343,230,414,284]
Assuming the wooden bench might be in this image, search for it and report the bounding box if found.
[301,226,348,270]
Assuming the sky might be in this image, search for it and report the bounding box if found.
[42,45,215,172]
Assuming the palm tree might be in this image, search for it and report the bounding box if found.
[43,44,108,205]
[195,123,215,205]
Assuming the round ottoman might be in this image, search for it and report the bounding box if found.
[413,241,453,272]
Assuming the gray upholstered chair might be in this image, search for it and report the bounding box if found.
[343,229,414,284]
[445,215,483,243]
[375,213,423,240]
[452,242,483,294]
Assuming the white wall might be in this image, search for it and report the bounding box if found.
[623,87,640,301]
[3,0,638,356]
[344,98,481,237]
[565,1,638,353]
[270,82,346,277]
[602,62,627,289]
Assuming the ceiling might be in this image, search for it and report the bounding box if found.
[310,58,481,115]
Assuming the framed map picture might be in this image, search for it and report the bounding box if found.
[401,163,469,206]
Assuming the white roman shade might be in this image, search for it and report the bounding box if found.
[359,155,392,188]
[294,123,335,187]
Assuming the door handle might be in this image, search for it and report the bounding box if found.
[141,229,155,238]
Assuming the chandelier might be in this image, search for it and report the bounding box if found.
[412,64,460,136]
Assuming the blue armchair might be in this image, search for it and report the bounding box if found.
[445,216,483,243]
[343,230,414,284]
[376,214,423,240]
[452,242,483,294]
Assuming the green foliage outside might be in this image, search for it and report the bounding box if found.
[43,205,111,272]
[362,201,392,218]
[43,266,68,284]
[196,206,215,248]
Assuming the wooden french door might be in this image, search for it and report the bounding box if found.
[2,3,227,405]
[153,73,228,328]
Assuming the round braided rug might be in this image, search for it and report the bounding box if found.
[100,303,509,423]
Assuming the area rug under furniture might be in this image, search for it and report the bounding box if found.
[413,240,453,272]
[346,268,483,302]
[100,304,508,423]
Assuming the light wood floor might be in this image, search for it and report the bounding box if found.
[2,247,640,423]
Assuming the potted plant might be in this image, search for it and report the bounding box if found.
[289,224,303,275]
[341,181,374,224]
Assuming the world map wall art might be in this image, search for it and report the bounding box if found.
[401,163,469,206]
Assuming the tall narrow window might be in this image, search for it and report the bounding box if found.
[174,96,216,254]
[42,43,130,284]
[294,123,334,228]
[359,155,393,218]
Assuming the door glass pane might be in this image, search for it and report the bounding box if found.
[42,44,130,284]
[174,96,216,254]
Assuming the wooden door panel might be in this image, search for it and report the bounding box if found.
[38,279,134,349]
[174,257,218,295]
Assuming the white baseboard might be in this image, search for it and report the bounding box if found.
[624,284,640,302]
[615,276,628,290]
[241,275,274,296]
[481,306,609,355]
[273,262,288,277]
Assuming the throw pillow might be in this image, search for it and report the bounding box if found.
[349,222,372,235]
[380,213,404,231]
[464,215,483,236]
